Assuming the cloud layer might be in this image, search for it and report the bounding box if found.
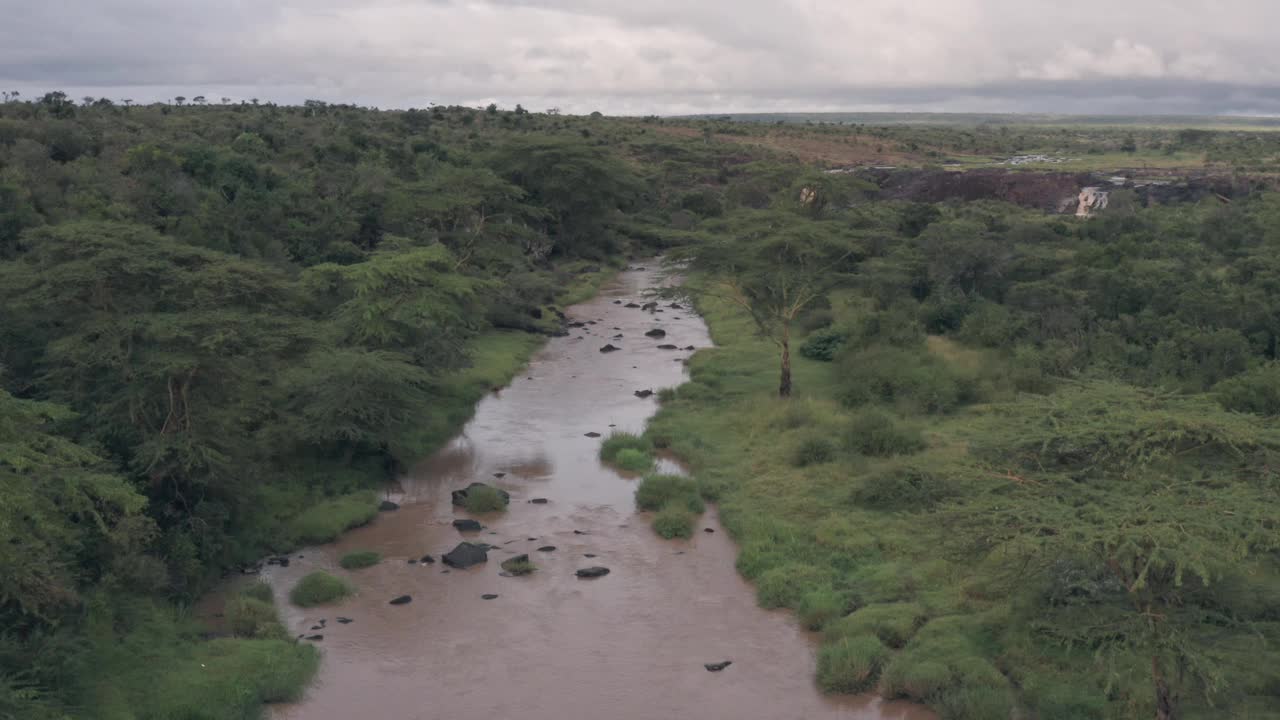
[4,0,1279,114]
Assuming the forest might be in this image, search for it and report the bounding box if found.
[2,93,1278,719]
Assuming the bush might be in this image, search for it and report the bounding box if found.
[241,580,274,604]
[851,464,952,512]
[792,433,837,466]
[652,503,695,539]
[286,491,379,545]
[800,327,847,362]
[797,588,848,631]
[845,408,925,457]
[463,485,508,513]
[288,571,353,607]
[881,658,953,700]
[837,345,973,414]
[614,448,654,472]
[600,431,651,462]
[816,636,889,693]
[500,556,536,575]
[1215,363,1280,416]
[225,596,284,639]
[756,564,831,609]
[636,474,703,512]
[338,550,381,570]
[824,603,927,648]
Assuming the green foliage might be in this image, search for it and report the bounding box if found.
[288,571,353,607]
[652,503,696,539]
[635,474,702,511]
[500,556,536,575]
[599,431,652,463]
[338,550,382,570]
[1215,362,1280,415]
[286,492,378,545]
[797,588,848,631]
[613,448,653,472]
[816,636,889,694]
[792,433,838,466]
[845,408,926,457]
[463,485,509,513]
[241,580,274,604]
[225,596,284,639]
[798,327,847,361]
[824,603,927,648]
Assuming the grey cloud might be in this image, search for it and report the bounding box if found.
[2,0,1279,115]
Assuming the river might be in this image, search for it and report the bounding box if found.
[240,264,933,720]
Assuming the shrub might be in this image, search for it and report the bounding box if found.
[613,448,654,472]
[464,485,509,513]
[756,564,831,609]
[851,464,952,512]
[800,327,847,362]
[1215,363,1280,416]
[225,596,282,639]
[792,433,838,466]
[798,307,836,333]
[241,580,274,604]
[837,345,973,414]
[881,658,953,700]
[338,550,381,570]
[288,571,353,607]
[286,491,378,545]
[600,431,651,462]
[636,474,702,512]
[816,636,889,693]
[824,603,927,648]
[797,588,848,631]
[845,408,925,457]
[652,503,695,539]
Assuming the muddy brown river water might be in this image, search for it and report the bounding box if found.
[238,265,933,720]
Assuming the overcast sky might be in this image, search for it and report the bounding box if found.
[4,0,1280,115]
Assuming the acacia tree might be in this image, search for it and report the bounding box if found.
[676,210,859,396]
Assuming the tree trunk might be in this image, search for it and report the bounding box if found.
[1153,655,1176,720]
[779,340,792,398]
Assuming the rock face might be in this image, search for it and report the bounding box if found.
[1076,186,1109,217]
[644,328,666,338]
[442,542,489,569]
[452,519,483,532]
[389,595,412,605]
[451,483,511,507]
[599,344,621,353]
[379,500,400,511]
[576,566,610,578]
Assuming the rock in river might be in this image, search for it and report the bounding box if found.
[599,344,621,353]
[420,554,436,564]
[634,389,654,399]
[451,482,511,507]
[481,594,499,600]
[537,546,557,552]
[584,431,602,438]
[624,302,641,308]
[379,500,400,512]
[644,328,666,338]
[657,344,678,350]
[452,519,483,532]
[529,498,549,504]
[501,555,534,575]
[576,566,610,578]
[389,595,412,605]
[442,542,489,569]
[705,661,732,672]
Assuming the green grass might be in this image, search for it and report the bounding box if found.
[652,503,696,539]
[240,580,274,604]
[817,636,889,694]
[635,474,701,511]
[338,550,382,569]
[600,431,653,467]
[797,588,849,631]
[613,448,653,472]
[463,484,508,513]
[285,491,379,546]
[225,596,285,640]
[288,571,354,607]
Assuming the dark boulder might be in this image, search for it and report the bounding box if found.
[442,542,489,569]
[641,302,659,312]
[501,555,534,575]
[705,661,732,672]
[420,554,435,564]
[576,566,611,578]
[584,431,602,438]
[451,483,511,507]
[669,303,684,309]
[305,634,324,641]
[613,300,622,304]
[481,594,499,600]
[569,321,586,328]
[644,328,666,338]
[657,344,678,350]
[529,498,549,504]
[337,617,353,624]
[599,344,621,353]
[452,519,483,532]
[389,595,412,605]
[378,500,400,511]
[493,472,506,478]
[624,303,641,308]
[537,546,557,552]
[684,345,696,351]
[704,528,715,533]
[634,389,654,398]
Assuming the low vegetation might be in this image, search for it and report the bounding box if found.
[463,485,509,513]
[289,571,354,607]
[600,432,656,472]
[338,550,382,570]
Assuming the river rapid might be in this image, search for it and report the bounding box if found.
[236,264,933,720]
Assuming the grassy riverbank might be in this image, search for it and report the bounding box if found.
[647,294,1280,719]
